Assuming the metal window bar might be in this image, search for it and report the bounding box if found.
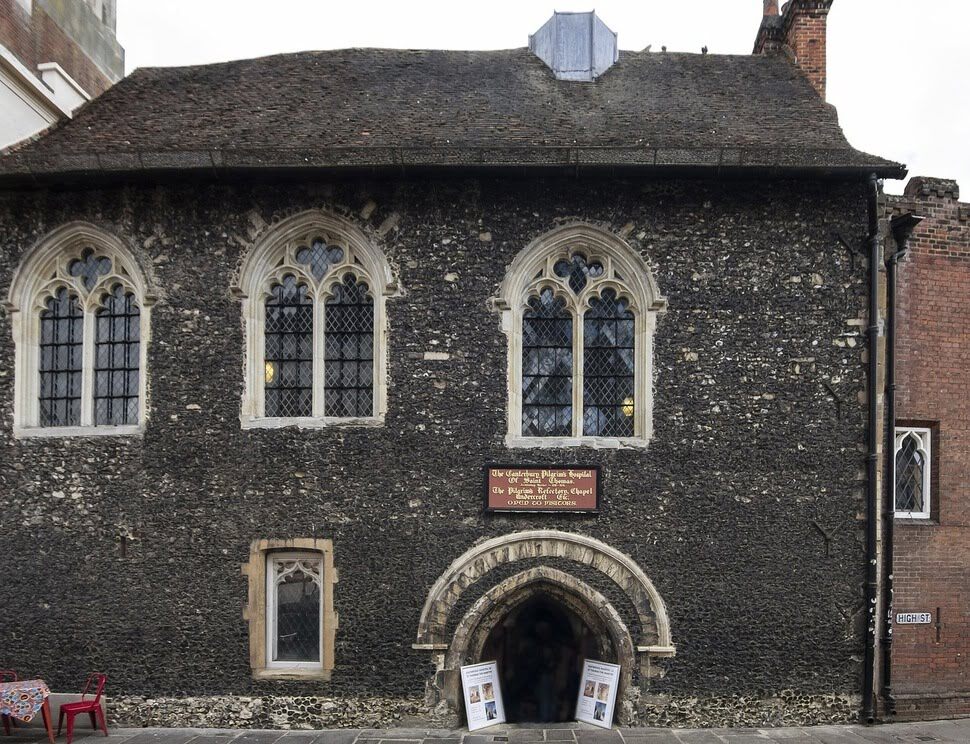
[38,288,84,427]
[522,288,573,437]
[324,275,374,418]
[583,289,635,437]
[264,276,314,418]
[94,285,140,425]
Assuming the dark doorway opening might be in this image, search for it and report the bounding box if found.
[480,595,600,723]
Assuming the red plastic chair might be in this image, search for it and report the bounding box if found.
[57,674,107,744]
[0,670,17,736]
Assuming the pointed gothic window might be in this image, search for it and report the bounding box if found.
[237,212,395,428]
[584,289,635,437]
[324,275,374,418]
[39,289,84,427]
[8,224,153,437]
[522,289,573,437]
[244,538,337,680]
[267,553,323,666]
[497,226,665,448]
[894,427,932,519]
[264,276,314,418]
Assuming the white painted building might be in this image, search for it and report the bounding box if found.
[0,0,123,150]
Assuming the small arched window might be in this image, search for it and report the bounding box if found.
[236,211,396,428]
[894,427,932,519]
[6,224,153,437]
[496,224,665,448]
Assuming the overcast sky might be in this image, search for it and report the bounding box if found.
[116,1,968,195]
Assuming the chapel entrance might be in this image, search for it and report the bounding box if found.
[480,595,602,723]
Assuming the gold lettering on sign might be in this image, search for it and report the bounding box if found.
[486,467,598,511]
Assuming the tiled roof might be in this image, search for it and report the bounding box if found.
[0,47,905,181]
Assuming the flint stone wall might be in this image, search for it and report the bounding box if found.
[0,174,871,726]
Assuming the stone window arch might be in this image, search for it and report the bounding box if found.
[495,223,666,449]
[5,222,154,438]
[234,211,397,428]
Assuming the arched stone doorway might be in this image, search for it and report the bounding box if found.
[415,531,676,724]
[470,573,620,722]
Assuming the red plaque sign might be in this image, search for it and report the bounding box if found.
[484,466,601,513]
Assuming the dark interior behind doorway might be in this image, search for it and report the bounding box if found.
[480,596,599,722]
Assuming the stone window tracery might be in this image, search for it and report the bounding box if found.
[495,224,666,449]
[6,224,153,437]
[236,212,396,429]
[267,553,324,667]
[242,538,337,680]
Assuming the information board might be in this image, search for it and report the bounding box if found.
[460,661,506,731]
[484,465,600,512]
[575,659,620,729]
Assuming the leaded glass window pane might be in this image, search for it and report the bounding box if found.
[895,432,927,515]
[271,556,322,663]
[553,253,604,294]
[264,275,313,418]
[68,249,112,291]
[39,288,83,427]
[522,288,573,437]
[584,289,635,437]
[94,284,140,425]
[324,275,374,418]
[296,239,343,281]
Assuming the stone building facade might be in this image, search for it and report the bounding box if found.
[885,177,970,720]
[0,2,912,731]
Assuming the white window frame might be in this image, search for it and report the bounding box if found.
[265,551,324,671]
[894,426,932,520]
[493,223,666,449]
[4,222,154,438]
[234,210,398,429]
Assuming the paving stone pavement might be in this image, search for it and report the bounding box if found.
[5,720,970,744]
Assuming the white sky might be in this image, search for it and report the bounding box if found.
[117,1,969,195]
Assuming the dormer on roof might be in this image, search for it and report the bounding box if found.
[528,11,618,81]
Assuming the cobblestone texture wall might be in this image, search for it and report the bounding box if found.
[0,175,872,726]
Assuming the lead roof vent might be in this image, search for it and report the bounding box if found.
[528,11,618,81]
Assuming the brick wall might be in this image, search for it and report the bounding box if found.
[889,176,970,720]
[752,0,832,99]
[783,4,829,99]
[0,0,120,96]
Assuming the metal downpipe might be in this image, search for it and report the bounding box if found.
[862,174,880,724]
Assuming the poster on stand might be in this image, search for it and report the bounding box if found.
[460,661,506,731]
[575,659,621,729]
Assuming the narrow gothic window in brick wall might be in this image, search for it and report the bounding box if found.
[236,212,395,429]
[497,224,666,448]
[7,224,153,437]
[895,427,932,519]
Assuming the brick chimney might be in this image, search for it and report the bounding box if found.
[753,0,834,100]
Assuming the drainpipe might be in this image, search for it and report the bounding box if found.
[880,212,923,717]
[861,174,880,724]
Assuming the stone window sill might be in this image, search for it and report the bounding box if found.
[505,434,649,450]
[252,667,332,682]
[14,424,143,439]
[240,416,384,430]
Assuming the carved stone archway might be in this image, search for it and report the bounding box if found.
[414,530,675,712]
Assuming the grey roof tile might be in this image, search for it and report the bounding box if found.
[0,47,903,180]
